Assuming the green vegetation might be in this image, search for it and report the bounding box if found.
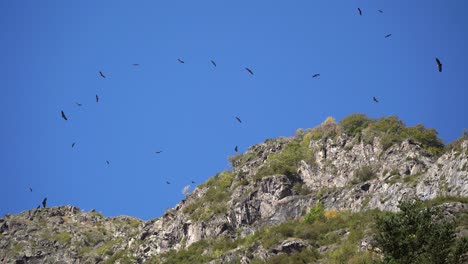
[183,170,235,221]
[254,135,314,181]
[351,165,377,184]
[308,116,342,140]
[304,202,325,224]
[52,232,72,245]
[340,113,373,137]
[105,250,135,264]
[157,196,468,263]
[373,199,465,264]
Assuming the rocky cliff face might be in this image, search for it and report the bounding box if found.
[1,128,467,263]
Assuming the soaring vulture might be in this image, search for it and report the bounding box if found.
[358,8,362,16]
[234,146,238,152]
[211,60,217,67]
[72,142,76,148]
[235,117,242,123]
[245,67,254,75]
[75,102,82,107]
[155,151,163,154]
[312,74,320,78]
[178,59,185,64]
[29,187,32,192]
[436,58,442,72]
[96,95,99,103]
[99,71,106,78]
[373,96,379,103]
[61,111,68,121]
[385,34,392,38]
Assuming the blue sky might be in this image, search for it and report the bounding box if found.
[1,0,467,220]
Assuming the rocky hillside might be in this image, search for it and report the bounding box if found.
[1,115,467,263]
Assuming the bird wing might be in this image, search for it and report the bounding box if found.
[358,8,362,15]
[211,60,216,67]
[96,95,99,102]
[236,117,242,123]
[99,71,105,78]
[246,68,253,75]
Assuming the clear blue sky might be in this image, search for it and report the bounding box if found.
[1,0,467,220]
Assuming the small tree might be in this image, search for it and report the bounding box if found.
[373,199,458,264]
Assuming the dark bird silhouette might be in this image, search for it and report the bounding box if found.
[155,151,163,154]
[61,111,68,121]
[373,96,379,103]
[211,60,217,67]
[312,74,320,78]
[72,142,76,148]
[378,10,383,13]
[166,181,171,184]
[106,160,110,165]
[42,197,47,208]
[358,8,362,16]
[191,181,195,184]
[235,117,242,123]
[245,67,254,75]
[75,102,82,107]
[96,94,99,103]
[178,58,185,64]
[436,58,443,72]
[384,34,392,38]
[99,71,106,78]
[234,146,238,152]
[36,205,40,209]
[29,187,32,192]
[133,64,139,66]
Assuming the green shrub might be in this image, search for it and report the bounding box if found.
[52,232,72,245]
[351,165,377,184]
[404,124,444,156]
[340,113,373,137]
[254,138,314,180]
[304,202,325,224]
[373,199,459,264]
[308,116,342,140]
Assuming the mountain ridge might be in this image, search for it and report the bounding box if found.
[1,115,467,263]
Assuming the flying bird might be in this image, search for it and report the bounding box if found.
[72,142,76,148]
[312,74,320,78]
[155,151,163,154]
[99,71,106,78]
[29,187,32,192]
[42,197,47,208]
[133,64,139,66]
[373,97,379,103]
[75,102,82,107]
[378,10,383,13]
[166,181,171,184]
[235,117,242,123]
[234,146,238,152]
[61,111,68,121]
[245,67,254,75]
[96,94,99,103]
[36,205,40,209]
[191,181,195,184]
[211,60,217,67]
[436,58,442,72]
[358,8,362,16]
[178,58,185,64]
[106,160,110,165]
[384,34,392,38]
